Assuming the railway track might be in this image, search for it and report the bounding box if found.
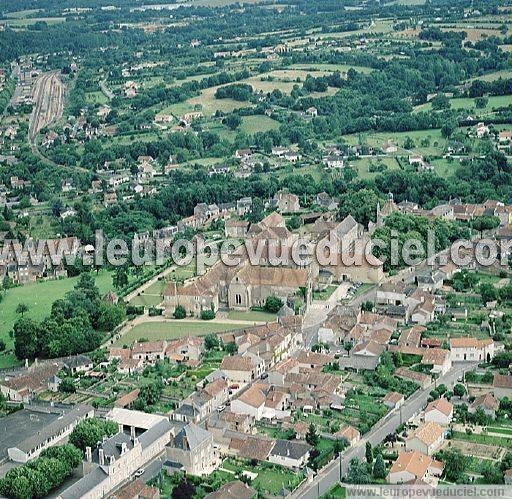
[28,71,65,142]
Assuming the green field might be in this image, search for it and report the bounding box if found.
[414,95,511,114]
[85,91,108,105]
[226,310,276,322]
[114,320,243,345]
[239,115,280,135]
[343,128,447,156]
[0,271,113,358]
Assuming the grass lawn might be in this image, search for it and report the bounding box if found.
[239,115,280,135]
[414,95,512,114]
[85,91,108,105]
[291,63,373,74]
[486,426,512,436]
[452,431,512,449]
[313,285,338,301]
[342,128,447,156]
[321,484,346,498]
[227,310,276,322]
[350,156,400,180]
[115,321,243,345]
[222,458,304,495]
[0,271,113,351]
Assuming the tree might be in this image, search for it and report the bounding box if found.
[204,333,220,350]
[346,458,371,484]
[453,384,466,398]
[69,418,118,452]
[113,266,129,290]
[306,423,319,447]
[41,444,82,470]
[365,441,373,465]
[173,305,186,319]
[481,460,503,484]
[263,296,283,314]
[172,477,196,499]
[373,453,386,479]
[441,449,469,482]
[15,303,29,317]
[479,283,498,304]
[13,318,40,360]
[224,341,237,354]
[59,377,76,393]
[286,215,301,231]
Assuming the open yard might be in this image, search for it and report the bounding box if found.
[221,458,304,495]
[114,320,243,346]
[0,271,113,349]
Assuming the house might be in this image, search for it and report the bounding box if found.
[236,197,252,216]
[323,156,344,169]
[470,393,499,418]
[449,337,494,363]
[205,481,256,499]
[0,362,60,403]
[268,440,312,469]
[59,412,172,499]
[132,341,167,362]
[235,148,252,159]
[421,348,451,375]
[352,340,385,358]
[61,354,93,374]
[7,404,94,463]
[166,423,217,476]
[475,122,489,138]
[383,391,404,410]
[395,368,431,389]
[398,326,424,348]
[405,422,445,455]
[493,374,512,399]
[334,425,361,446]
[225,219,250,238]
[424,398,453,426]
[220,355,263,384]
[306,106,318,117]
[315,192,338,210]
[273,190,300,213]
[387,451,443,484]
[505,469,512,485]
[381,141,397,154]
[109,479,159,499]
[230,383,289,421]
[295,351,333,371]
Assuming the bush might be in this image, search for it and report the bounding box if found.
[173,305,186,319]
[200,309,215,320]
[263,296,283,313]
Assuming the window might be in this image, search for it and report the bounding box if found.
[235,294,242,305]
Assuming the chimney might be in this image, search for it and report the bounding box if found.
[85,446,92,462]
[99,448,105,466]
[118,423,123,434]
[130,426,136,440]
[121,442,127,455]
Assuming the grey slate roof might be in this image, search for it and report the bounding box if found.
[59,465,107,499]
[139,418,172,450]
[270,439,312,460]
[12,404,93,454]
[173,423,211,450]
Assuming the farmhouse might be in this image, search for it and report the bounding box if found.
[405,422,445,455]
[424,398,453,426]
[387,451,443,484]
[449,337,494,362]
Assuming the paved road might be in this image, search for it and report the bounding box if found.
[290,362,476,499]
